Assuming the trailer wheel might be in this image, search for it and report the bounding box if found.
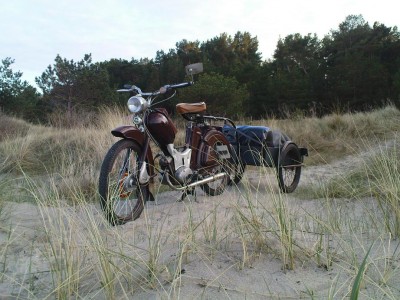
[277,143,302,193]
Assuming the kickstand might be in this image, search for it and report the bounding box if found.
[180,187,197,202]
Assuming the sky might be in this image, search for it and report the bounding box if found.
[1,0,399,87]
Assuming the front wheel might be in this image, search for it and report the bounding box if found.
[99,139,148,225]
[277,143,302,193]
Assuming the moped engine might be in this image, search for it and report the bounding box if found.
[158,144,194,186]
[175,166,193,184]
[158,153,193,185]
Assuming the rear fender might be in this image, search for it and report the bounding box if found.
[202,130,231,147]
[111,126,155,178]
[281,141,308,157]
[197,129,232,167]
[281,141,297,153]
[280,141,308,165]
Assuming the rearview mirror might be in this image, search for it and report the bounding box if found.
[185,63,203,76]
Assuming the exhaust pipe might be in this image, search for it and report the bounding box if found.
[166,172,227,191]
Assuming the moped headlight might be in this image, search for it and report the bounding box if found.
[127,96,148,113]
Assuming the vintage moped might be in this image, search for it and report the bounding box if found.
[99,63,235,225]
[99,63,308,225]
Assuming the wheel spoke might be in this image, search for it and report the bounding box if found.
[283,167,296,186]
[112,149,137,218]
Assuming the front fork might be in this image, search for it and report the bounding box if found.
[137,135,151,184]
[121,135,153,201]
[122,161,150,190]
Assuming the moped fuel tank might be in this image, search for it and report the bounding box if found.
[145,108,177,146]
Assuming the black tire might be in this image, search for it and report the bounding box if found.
[99,139,148,225]
[229,162,246,185]
[200,138,232,196]
[277,143,302,193]
[227,145,245,186]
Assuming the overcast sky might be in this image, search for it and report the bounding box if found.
[1,0,398,86]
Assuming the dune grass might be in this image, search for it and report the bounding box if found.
[0,105,400,298]
[312,136,400,238]
[248,104,400,164]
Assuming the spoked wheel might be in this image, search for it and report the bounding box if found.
[227,145,245,186]
[99,139,148,225]
[229,162,246,185]
[199,139,233,196]
[277,143,302,193]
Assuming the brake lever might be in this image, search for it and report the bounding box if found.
[117,85,142,94]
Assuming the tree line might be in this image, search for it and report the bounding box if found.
[1,15,399,122]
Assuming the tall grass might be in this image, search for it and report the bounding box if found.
[350,243,373,300]
[314,136,400,237]
[0,112,31,142]
[0,107,129,202]
[249,104,400,164]
[0,105,400,298]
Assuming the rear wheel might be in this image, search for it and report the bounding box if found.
[277,143,302,193]
[227,145,245,186]
[229,162,246,185]
[199,138,233,196]
[99,139,148,225]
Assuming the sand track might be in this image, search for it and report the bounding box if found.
[1,144,399,299]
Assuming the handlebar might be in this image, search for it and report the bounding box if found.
[118,81,193,96]
[117,85,148,95]
[164,82,193,90]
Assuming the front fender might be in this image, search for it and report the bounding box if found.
[111,125,155,179]
[111,125,145,144]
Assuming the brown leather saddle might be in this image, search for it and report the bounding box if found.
[176,102,206,115]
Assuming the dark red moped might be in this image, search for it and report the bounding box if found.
[99,63,307,225]
[99,63,235,225]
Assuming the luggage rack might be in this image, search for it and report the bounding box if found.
[202,115,236,128]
